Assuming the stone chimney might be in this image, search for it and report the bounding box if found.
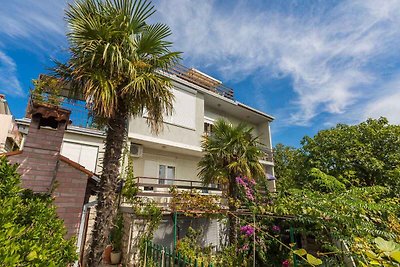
[19,102,71,193]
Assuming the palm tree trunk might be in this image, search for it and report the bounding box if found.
[87,99,128,266]
[228,174,238,245]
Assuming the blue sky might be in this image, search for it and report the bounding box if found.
[1,0,400,147]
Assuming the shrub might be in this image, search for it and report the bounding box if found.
[0,157,77,266]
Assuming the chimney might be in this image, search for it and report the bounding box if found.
[20,102,71,192]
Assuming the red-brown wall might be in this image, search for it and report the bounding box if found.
[6,107,92,238]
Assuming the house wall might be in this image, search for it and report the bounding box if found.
[0,114,12,152]
[62,131,105,174]
[128,84,204,150]
[53,160,90,238]
[132,147,201,182]
[7,116,90,238]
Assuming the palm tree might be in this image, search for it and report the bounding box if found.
[53,0,180,265]
[198,119,265,245]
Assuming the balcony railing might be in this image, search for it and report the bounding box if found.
[260,145,274,163]
[124,176,223,210]
[164,64,234,100]
[135,176,222,196]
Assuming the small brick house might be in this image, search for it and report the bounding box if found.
[1,101,98,238]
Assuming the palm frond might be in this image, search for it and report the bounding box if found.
[52,0,181,128]
[198,119,266,186]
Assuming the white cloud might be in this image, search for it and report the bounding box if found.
[155,0,400,126]
[0,0,67,50]
[339,75,400,125]
[0,51,24,96]
[0,0,68,98]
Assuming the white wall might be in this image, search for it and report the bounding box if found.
[128,83,205,149]
[132,147,201,183]
[62,131,105,174]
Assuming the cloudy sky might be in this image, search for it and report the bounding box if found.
[1,0,400,146]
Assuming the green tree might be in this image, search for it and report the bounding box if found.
[0,157,77,266]
[53,0,180,264]
[198,119,265,245]
[301,117,400,193]
[273,143,305,191]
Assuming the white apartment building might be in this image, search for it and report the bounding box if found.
[17,66,275,191]
[0,95,22,153]
[15,65,275,262]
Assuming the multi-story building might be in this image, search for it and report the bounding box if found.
[14,65,275,264]
[17,65,275,190]
[0,94,22,153]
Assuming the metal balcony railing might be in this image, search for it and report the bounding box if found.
[164,64,234,100]
[134,176,222,197]
[259,144,274,163]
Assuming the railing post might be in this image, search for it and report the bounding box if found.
[173,212,178,251]
[290,226,298,267]
[161,248,165,267]
[143,240,148,267]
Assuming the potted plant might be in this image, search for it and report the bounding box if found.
[110,212,124,264]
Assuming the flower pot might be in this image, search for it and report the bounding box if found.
[110,251,122,264]
[103,245,112,264]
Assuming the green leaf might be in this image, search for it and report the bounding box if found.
[390,251,400,263]
[26,251,37,261]
[375,237,396,252]
[294,248,307,256]
[369,260,381,265]
[365,250,378,259]
[306,254,323,266]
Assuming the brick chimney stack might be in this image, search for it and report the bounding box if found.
[19,102,71,192]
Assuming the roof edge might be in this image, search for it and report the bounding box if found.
[237,102,275,121]
[0,150,23,157]
[59,155,97,178]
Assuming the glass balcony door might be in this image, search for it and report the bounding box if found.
[159,165,175,185]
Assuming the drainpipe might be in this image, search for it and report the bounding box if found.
[74,200,97,267]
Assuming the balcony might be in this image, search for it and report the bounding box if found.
[164,64,235,100]
[260,144,274,163]
[124,176,224,212]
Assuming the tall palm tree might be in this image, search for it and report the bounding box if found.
[198,119,265,245]
[53,0,180,265]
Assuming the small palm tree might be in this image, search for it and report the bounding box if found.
[53,0,180,265]
[198,119,265,245]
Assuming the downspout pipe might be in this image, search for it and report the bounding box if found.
[74,200,97,267]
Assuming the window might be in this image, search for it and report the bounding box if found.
[204,122,214,136]
[61,142,99,173]
[159,165,175,185]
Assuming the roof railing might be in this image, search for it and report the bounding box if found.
[165,64,235,100]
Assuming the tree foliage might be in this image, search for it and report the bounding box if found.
[198,119,265,245]
[198,119,265,185]
[0,157,77,266]
[55,0,181,129]
[271,117,400,264]
[301,117,400,193]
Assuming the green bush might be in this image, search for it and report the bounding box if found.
[0,157,77,266]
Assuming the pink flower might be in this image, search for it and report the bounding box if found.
[282,259,290,267]
[239,244,249,251]
[272,225,281,232]
[240,225,255,236]
[236,176,246,186]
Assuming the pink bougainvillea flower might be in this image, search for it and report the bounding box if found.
[282,259,290,267]
[240,225,255,236]
[272,225,281,232]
